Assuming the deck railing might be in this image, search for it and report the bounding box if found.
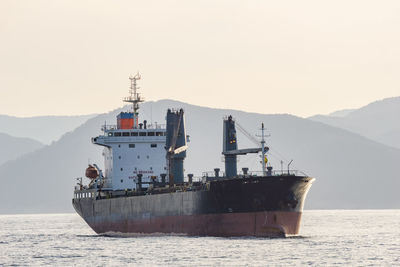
[101,124,166,132]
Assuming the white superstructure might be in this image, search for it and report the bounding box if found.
[93,126,167,190]
[91,74,168,191]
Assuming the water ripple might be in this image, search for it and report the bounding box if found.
[0,210,399,266]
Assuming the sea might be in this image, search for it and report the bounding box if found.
[0,210,399,266]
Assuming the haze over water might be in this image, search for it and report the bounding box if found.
[1,210,399,266]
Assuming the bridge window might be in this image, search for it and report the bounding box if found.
[151,144,157,148]
[129,144,135,148]
[148,132,155,136]
[108,132,113,137]
[114,132,122,137]
[131,132,138,136]
[122,132,129,136]
[156,132,163,136]
[139,132,146,136]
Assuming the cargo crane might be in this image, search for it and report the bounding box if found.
[222,116,269,177]
[166,109,188,185]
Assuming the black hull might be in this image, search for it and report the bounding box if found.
[73,175,314,236]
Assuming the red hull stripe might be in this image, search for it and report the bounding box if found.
[88,211,302,237]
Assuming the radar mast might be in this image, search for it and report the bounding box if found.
[124,73,144,128]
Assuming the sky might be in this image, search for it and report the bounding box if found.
[1,0,399,118]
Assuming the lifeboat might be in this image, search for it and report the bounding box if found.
[85,165,99,179]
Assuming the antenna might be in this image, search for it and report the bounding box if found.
[124,73,144,128]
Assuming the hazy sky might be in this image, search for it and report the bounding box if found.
[1,0,399,117]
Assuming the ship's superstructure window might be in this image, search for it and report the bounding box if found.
[156,132,163,136]
[108,132,113,137]
[151,144,157,148]
[118,156,121,159]
[115,132,122,137]
[120,168,123,171]
[131,132,138,136]
[148,132,155,136]
[123,132,129,136]
[139,132,146,136]
[129,144,135,148]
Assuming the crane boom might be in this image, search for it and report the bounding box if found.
[235,121,261,147]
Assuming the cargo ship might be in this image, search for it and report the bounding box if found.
[72,74,315,237]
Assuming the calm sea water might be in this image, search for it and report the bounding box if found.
[1,210,399,266]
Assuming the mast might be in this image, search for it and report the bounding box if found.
[261,123,267,176]
[124,73,144,128]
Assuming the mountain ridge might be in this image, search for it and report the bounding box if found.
[0,132,45,166]
[309,96,400,148]
[0,114,97,144]
[0,99,399,213]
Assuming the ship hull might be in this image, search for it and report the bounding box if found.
[73,176,313,237]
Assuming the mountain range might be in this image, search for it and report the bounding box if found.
[0,133,44,166]
[309,97,400,149]
[0,98,399,213]
[0,114,97,145]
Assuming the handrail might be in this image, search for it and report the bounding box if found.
[247,170,308,177]
[200,169,308,177]
[101,124,166,131]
